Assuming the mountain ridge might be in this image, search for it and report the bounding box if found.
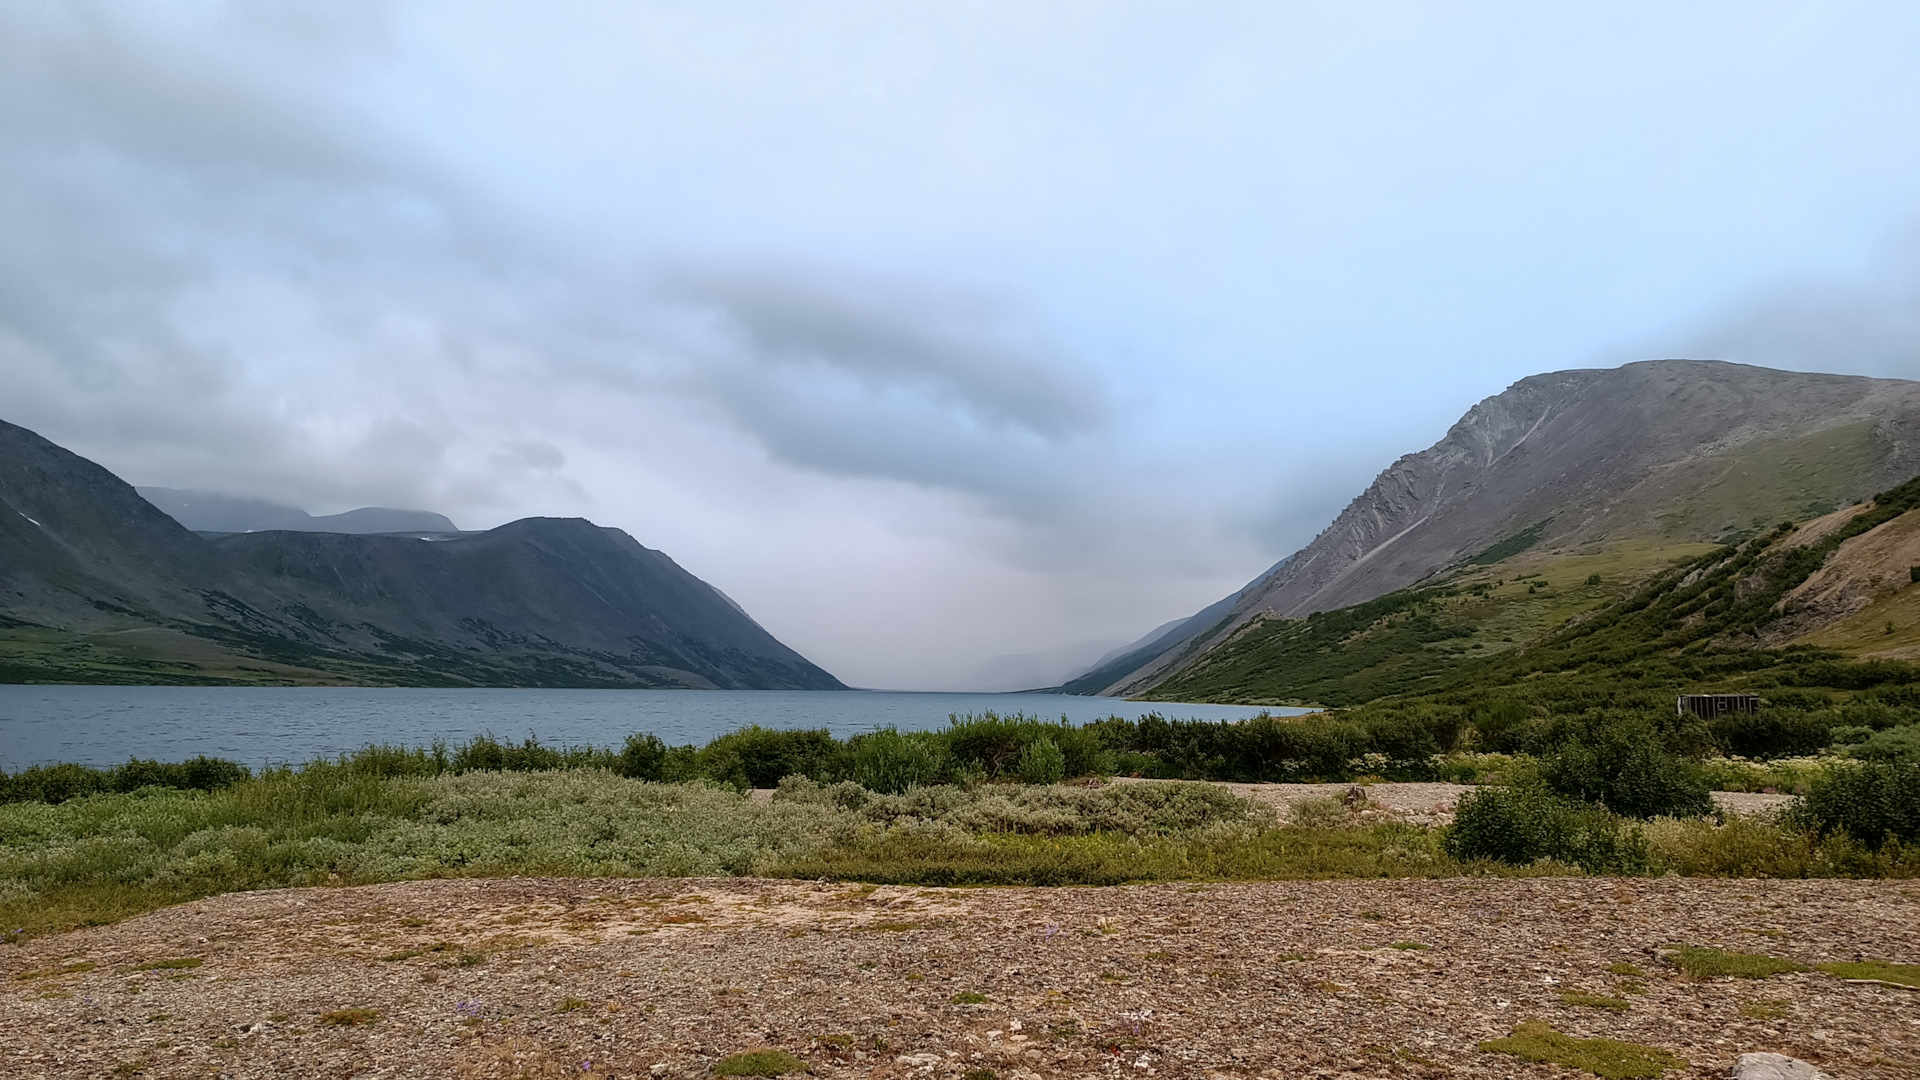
[1089,359,1920,698]
[0,419,841,690]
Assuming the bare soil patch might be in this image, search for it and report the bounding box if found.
[2,876,1913,1079]
[1105,780,1794,824]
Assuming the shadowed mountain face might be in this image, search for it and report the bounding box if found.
[0,420,842,689]
[136,488,459,535]
[1092,359,1920,697]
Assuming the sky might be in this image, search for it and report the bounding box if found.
[5,2,1920,690]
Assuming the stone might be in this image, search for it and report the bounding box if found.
[1731,1052,1829,1080]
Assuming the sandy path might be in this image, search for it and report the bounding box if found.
[1,876,1912,1079]
[1103,780,1795,824]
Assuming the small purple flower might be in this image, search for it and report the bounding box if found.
[580,1061,592,1073]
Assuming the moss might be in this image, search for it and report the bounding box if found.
[1559,990,1631,1011]
[131,957,202,971]
[712,1050,806,1077]
[1480,1020,1687,1079]
[318,1007,379,1027]
[951,991,988,1004]
[1738,999,1792,1020]
[1666,947,1806,980]
[1390,940,1427,950]
[1816,959,1920,987]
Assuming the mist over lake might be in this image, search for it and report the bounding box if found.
[0,686,1300,772]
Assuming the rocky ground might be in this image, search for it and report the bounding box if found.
[1,876,1912,1079]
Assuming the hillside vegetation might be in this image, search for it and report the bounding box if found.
[1149,473,1920,713]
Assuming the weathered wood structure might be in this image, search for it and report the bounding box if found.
[1675,693,1760,720]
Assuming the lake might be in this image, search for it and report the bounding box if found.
[0,686,1307,771]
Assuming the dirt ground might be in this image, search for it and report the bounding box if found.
[2,876,1913,1079]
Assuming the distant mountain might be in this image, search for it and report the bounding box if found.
[137,488,458,535]
[1088,359,1920,698]
[0,419,842,689]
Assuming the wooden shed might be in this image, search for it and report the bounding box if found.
[1675,693,1760,720]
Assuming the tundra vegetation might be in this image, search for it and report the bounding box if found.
[1,704,1915,939]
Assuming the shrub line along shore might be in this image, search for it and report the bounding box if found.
[1,714,1915,943]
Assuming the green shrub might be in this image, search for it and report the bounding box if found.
[0,762,112,804]
[1446,783,1651,874]
[1848,725,1920,762]
[942,713,1108,780]
[1018,738,1067,785]
[1538,721,1713,819]
[617,733,668,781]
[699,726,841,789]
[846,729,949,793]
[1,756,252,804]
[1793,762,1920,844]
[1708,712,1833,760]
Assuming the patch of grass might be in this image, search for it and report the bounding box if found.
[317,1007,379,1027]
[951,991,988,1004]
[1480,1020,1687,1079]
[1390,940,1426,951]
[13,960,96,980]
[131,958,201,971]
[1816,959,1920,987]
[1739,998,1792,1020]
[1607,962,1645,977]
[1559,990,1631,1011]
[712,1049,806,1077]
[1666,947,1807,980]
[556,996,591,1012]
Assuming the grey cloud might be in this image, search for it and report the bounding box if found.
[666,269,1106,437]
[0,1,1120,532]
[1664,230,1920,382]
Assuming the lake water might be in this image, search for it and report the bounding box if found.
[0,686,1305,771]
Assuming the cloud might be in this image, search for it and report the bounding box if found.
[1664,231,1920,383]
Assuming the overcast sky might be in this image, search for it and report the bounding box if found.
[6,2,1920,689]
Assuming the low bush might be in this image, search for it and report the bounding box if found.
[1445,783,1652,874]
[1018,738,1067,785]
[1536,720,1713,819]
[1708,712,1834,760]
[0,756,252,804]
[1792,761,1920,845]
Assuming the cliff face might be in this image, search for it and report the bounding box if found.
[1099,359,1920,696]
[0,418,843,689]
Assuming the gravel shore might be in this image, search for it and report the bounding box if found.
[2,875,1912,1079]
